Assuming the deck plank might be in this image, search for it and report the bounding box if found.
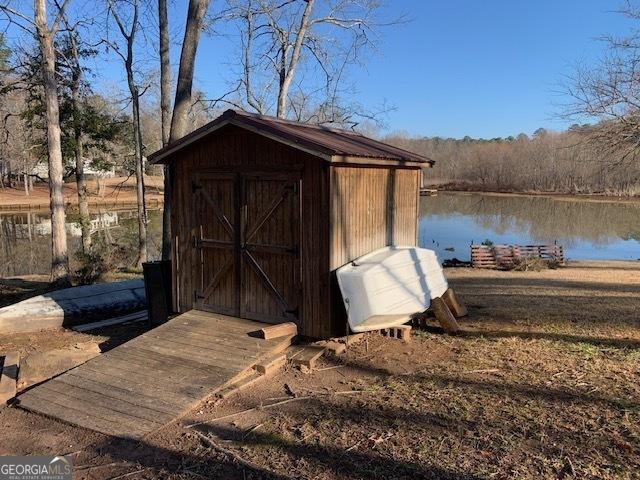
[63,367,202,406]
[105,346,229,381]
[57,372,177,414]
[38,380,167,426]
[20,388,150,438]
[18,310,292,438]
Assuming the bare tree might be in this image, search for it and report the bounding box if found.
[36,0,71,285]
[0,0,72,284]
[158,0,170,145]
[0,88,42,196]
[169,0,212,142]
[158,0,210,261]
[67,30,92,253]
[562,0,640,166]
[272,0,315,118]
[158,0,171,260]
[218,0,393,126]
[107,0,147,268]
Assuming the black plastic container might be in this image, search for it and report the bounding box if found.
[142,260,172,326]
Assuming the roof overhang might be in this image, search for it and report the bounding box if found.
[148,110,435,167]
[329,155,431,168]
[149,115,334,164]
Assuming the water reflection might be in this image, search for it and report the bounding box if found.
[1,193,638,277]
[5,211,123,239]
[419,192,640,261]
[0,208,162,277]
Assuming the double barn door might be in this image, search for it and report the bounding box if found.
[192,172,301,324]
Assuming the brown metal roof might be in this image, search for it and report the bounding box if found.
[148,109,434,166]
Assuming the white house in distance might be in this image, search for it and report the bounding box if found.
[32,160,116,179]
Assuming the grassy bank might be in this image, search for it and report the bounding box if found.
[430,184,640,203]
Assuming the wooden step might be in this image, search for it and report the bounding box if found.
[0,351,19,406]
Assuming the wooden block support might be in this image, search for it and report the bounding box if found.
[324,341,347,356]
[291,346,326,370]
[257,322,298,340]
[216,371,264,399]
[0,351,19,406]
[431,297,460,334]
[254,354,287,376]
[443,288,468,318]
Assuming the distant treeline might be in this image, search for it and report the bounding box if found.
[384,128,640,196]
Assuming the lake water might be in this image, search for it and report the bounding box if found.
[0,192,638,277]
[419,192,640,261]
[0,208,163,277]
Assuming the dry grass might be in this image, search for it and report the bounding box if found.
[166,261,639,479]
[0,261,638,479]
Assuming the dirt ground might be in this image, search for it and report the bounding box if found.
[0,176,163,209]
[0,261,638,479]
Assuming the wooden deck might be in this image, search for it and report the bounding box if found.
[18,310,294,438]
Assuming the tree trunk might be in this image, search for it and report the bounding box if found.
[128,73,147,269]
[35,0,71,286]
[276,0,315,119]
[159,0,172,260]
[159,0,171,147]
[23,172,29,196]
[276,43,287,118]
[165,0,210,262]
[169,0,211,143]
[97,176,104,197]
[74,133,91,253]
[70,33,91,253]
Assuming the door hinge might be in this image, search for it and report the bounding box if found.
[285,245,300,256]
[191,181,202,193]
[193,236,202,248]
[194,291,205,301]
[285,182,299,194]
[284,306,299,318]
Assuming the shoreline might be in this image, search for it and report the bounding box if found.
[0,196,163,213]
[430,188,640,204]
[0,176,164,213]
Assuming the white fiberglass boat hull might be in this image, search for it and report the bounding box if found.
[336,246,448,333]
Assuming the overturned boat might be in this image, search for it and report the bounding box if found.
[336,246,448,333]
[0,280,146,334]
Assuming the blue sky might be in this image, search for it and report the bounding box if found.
[360,1,631,138]
[4,1,634,139]
[186,0,634,138]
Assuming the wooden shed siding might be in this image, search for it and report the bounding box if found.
[329,166,419,270]
[301,161,331,338]
[169,125,330,338]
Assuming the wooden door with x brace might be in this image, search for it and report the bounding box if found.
[192,172,301,324]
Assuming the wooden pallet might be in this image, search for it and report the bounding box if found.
[471,244,564,269]
[18,310,294,438]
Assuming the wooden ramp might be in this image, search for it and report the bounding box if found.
[18,310,294,438]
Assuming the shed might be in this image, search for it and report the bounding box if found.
[149,109,434,339]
